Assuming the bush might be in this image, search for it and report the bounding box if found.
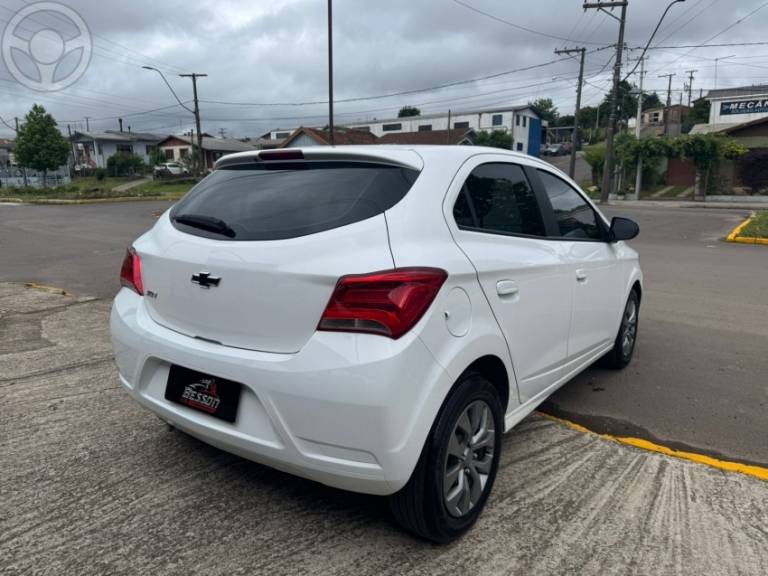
[95,168,106,181]
[583,144,605,187]
[106,152,145,177]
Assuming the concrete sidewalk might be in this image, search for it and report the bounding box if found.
[609,199,765,211]
[1,283,766,576]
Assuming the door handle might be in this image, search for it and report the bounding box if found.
[576,269,588,283]
[496,280,519,297]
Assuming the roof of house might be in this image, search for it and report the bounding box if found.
[71,130,166,143]
[690,115,768,135]
[157,135,258,152]
[705,84,768,100]
[346,105,538,127]
[0,138,14,150]
[280,127,379,147]
[377,129,477,146]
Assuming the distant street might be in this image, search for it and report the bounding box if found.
[542,151,591,184]
[1,201,766,466]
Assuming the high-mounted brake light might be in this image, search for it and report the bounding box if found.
[120,247,144,295]
[318,268,447,339]
[259,150,304,161]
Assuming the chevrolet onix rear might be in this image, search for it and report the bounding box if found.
[112,146,642,543]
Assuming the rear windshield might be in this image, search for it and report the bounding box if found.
[169,161,419,241]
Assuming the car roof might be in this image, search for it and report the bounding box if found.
[215,145,555,173]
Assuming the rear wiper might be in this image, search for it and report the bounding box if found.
[173,214,236,238]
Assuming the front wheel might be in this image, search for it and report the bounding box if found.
[603,290,640,369]
[389,372,503,543]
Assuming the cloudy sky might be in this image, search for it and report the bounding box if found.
[1,0,767,139]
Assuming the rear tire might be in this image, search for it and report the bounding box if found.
[603,290,640,369]
[389,372,503,543]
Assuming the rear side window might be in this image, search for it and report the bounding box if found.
[453,163,545,237]
[170,161,419,241]
[538,170,603,240]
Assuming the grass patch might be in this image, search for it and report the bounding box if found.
[740,211,768,239]
[0,176,197,202]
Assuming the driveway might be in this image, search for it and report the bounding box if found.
[1,283,766,575]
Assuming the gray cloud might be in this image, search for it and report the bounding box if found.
[1,0,767,138]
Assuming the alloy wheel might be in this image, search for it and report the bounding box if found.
[443,400,497,518]
[622,299,638,359]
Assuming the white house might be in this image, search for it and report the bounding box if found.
[345,106,543,155]
[704,84,768,126]
[70,130,166,169]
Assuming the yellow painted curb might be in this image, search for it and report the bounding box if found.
[536,412,768,482]
[726,214,768,245]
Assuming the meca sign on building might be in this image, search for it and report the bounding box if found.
[720,99,768,116]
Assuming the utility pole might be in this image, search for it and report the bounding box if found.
[633,56,646,200]
[327,0,335,145]
[584,0,628,202]
[555,47,586,179]
[14,116,28,187]
[658,73,675,137]
[685,69,697,107]
[84,116,91,132]
[179,73,207,174]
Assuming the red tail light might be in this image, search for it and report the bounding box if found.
[318,268,447,339]
[120,247,144,295]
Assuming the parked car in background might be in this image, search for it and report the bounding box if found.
[543,143,568,156]
[153,162,189,177]
[112,146,642,543]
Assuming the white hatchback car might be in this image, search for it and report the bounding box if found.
[111,146,642,542]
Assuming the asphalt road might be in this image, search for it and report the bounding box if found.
[1,201,766,466]
[2,284,766,575]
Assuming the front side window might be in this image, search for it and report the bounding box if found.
[453,163,545,237]
[382,123,402,132]
[538,171,603,240]
[492,114,503,126]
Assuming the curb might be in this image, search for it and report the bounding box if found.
[537,412,768,482]
[0,195,181,205]
[726,214,768,245]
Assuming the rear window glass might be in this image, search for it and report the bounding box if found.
[170,161,419,241]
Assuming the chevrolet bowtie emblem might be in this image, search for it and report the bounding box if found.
[191,272,221,289]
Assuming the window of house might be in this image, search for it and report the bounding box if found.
[515,115,520,126]
[453,163,545,237]
[492,114,503,126]
[538,170,603,240]
[275,132,291,139]
[516,142,524,151]
[523,116,528,128]
[180,148,190,159]
[418,125,432,132]
[97,143,103,155]
[116,144,133,154]
[164,149,174,160]
[454,121,470,129]
[382,123,402,132]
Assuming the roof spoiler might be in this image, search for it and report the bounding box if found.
[214,147,424,171]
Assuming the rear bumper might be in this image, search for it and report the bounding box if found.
[110,289,451,495]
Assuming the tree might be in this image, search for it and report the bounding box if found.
[148,147,166,166]
[690,98,711,124]
[15,104,70,186]
[670,134,747,198]
[641,92,662,111]
[583,144,605,186]
[475,130,512,150]
[398,106,421,118]
[528,98,558,124]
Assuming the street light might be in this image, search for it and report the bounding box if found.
[142,65,206,175]
[713,54,736,91]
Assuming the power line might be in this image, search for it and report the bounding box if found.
[199,56,578,108]
[623,0,687,81]
[450,0,611,46]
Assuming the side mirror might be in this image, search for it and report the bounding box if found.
[609,217,639,242]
